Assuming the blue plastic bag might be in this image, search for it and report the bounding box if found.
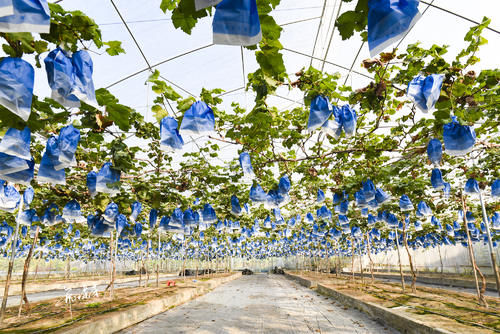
[414,220,423,231]
[44,48,80,108]
[231,195,242,216]
[375,188,391,204]
[427,138,442,165]
[115,214,128,236]
[158,216,169,232]
[362,179,376,201]
[307,96,332,132]
[0,183,20,212]
[41,203,63,226]
[249,183,267,203]
[70,50,98,108]
[149,208,158,229]
[62,200,83,223]
[466,211,475,223]
[278,175,290,195]
[367,0,421,56]
[0,127,31,160]
[91,220,112,237]
[23,186,33,206]
[416,201,432,217]
[103,202,119,223]
[86,171,97,197]
[443,116,476,156]
[317,205,331,221]
[37,136,65,186]
[160,116,184,151]
[399,195,413,211]
[239,152,254,178]
[0,0,50,33]
[368,198,379,210]
[317,189,325,203]
[0,0,13,17]
[322,105,342,139]
[184,208,197,227]
[96,162,121,195]
[355,191,367,208]
[130,201,142,223]
[0,57,34,121]
[407,74,444,113]
[492,180,500,198]
[134,222,143,237]
[170,208,183,228]
[213,0,261,46]
[54,125,80,170]
[491,212,499,230]
[1,157,33,185]
[443,182,451,198]
[180,101,215,135]
[339,200,349,215]
[333,193,341,205]
[431,168,444,190]
[340,105,357,137]
[464,178,480,195]
[387,213,398,227]
[202,204,217,224]
[0,152,29,175]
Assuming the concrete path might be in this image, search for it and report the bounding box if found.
[120,274,399,334]
[6,275,179,307]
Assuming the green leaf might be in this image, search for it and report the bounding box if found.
[152,105,169,122]
[104,40,125,56]
[171,0,208,34]
[160,0,180,12]
[107,105,131,131]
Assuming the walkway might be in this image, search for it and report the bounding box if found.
[121,273,398,333]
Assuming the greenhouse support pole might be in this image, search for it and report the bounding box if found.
[358,241,364,285]
[156,229,160,288]
[365,233,375,283]
[462,193,487,306]
[437,244,444,282]
[394,227,405,293]
[146,240,151,286]
[139,249,143,287]
[351,239,355,281]
[18,226,39,317]
[1,196,24,323]
[402,222,417,294]
[479,191,500,296]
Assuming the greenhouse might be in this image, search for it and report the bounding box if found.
[0,0,498,332]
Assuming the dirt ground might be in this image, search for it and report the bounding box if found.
[0,274,228,333]
[293,271,500,333]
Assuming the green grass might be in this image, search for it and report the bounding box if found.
[85,302,102,308]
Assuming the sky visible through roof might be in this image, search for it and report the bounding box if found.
[36,0,500,170]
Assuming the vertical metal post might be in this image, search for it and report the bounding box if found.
[394,227,405,293]
[1,196,24,322]
[479,191,500,296]
[156,229,160,287]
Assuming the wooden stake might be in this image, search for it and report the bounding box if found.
[18,226,39,317]
[0,196,24,323]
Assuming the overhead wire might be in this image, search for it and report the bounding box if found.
[320,0,342,72]
[102,0,497,168]
[309,0,328,68]
[420,0,500,35]
[282,47,373,80]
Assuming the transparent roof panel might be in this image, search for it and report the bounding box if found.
[47,0,499,123]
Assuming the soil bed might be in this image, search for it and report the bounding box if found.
[0,273,231,333]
